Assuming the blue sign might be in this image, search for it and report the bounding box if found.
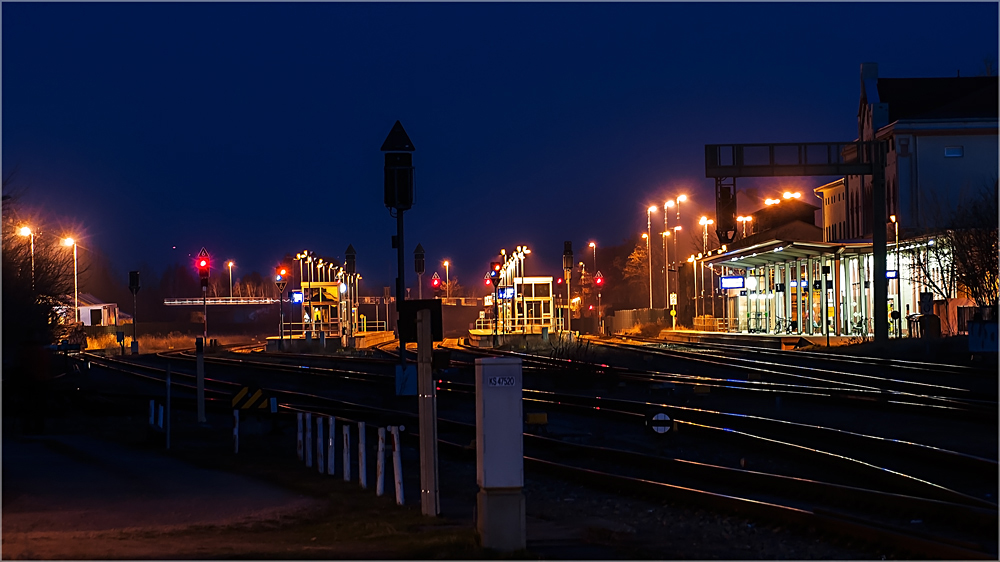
[499,287,515,299]
[291,291,303,303]
[886,270,898,279]
[720,276,745,289]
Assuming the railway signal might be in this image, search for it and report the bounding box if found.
[594,271,604,286]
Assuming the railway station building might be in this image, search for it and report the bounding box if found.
[694,63,997,338]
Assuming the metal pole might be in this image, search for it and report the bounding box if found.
[133,292,138,349]
[647,212,653,309]
[396,210,406,372]
[445,263,450,298]
[202,286,207,341]
[29,233,34,290]
[896,222,901,337]
[73,244,78,322]
[663,213,669,313]
[872,141,889,343]
[521,256,527,333]
[229,264,233,298]
[196,337,206,423]
[417,309,439,516]
[165,364,171,450]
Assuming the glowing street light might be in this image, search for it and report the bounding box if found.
[736,215,752,238]
[227,261,235,298]
[19,226,34,289]
[62,237,78,323]
[783,191,802,199]
[588,242,597,274]
[443,260,450,298]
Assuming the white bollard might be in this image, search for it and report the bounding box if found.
[305,413,313,468]
[316,416,325,474]
[149,399,155,426]
[376,427,386,497]
[358,421,367,489]
[342,425,351,481]
[390,425,404,505]
[157,405,164,428]
[327,417,335,476]
[233,410,239,454]
[297,413,303,460]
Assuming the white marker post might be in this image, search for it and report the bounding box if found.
[376,427,386,496]
[358,421,367,489]
[316,416,325,473]
[305,412,313,468]
[475,357,525,551]
[342,425,351,481]
[327,417,335,476]
[296,413,303,461]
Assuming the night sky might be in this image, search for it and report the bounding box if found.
[4,2,997,293]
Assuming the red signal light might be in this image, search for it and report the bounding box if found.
[484,278,492,286]
[432,278,441,288]
[556,278,563,284]
[199,259,207,267]
[595,277,603,285]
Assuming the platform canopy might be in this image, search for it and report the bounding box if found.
[706,239,873,270]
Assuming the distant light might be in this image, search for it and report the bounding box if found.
[18,226,31,236]
[648,205,657,213]
[765,198,780,205]
[783,191,793,199]
[677,194,687,203]
[339,283,347,293]
[228,261,234,267]
[665,200,675,208]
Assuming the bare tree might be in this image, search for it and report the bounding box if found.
[949,183,999,308]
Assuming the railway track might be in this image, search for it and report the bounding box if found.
[71,351,998,559]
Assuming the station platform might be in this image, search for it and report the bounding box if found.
[265,330,395,351]
[648,329,858,350]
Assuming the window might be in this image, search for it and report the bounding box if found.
[533,283,550,298]
[945,146,964,158]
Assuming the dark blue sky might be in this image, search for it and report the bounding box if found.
[4,2,997,293]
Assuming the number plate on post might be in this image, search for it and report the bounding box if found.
[487,376,515,387]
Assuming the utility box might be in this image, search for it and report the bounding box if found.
[475,357,525,551]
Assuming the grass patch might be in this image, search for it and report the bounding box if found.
[86,332,257,354]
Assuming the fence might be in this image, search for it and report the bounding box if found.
[957,306,997,335]
[607,308,670,334]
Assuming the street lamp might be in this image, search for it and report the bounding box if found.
[227,261,234,298]
[516,246,530,332]
[19,226,34,289]
[891,215,901,337]
[646,205,657,309]
[443,260,450,298]
[688,255,697,318]
[698,217,714,321]
[62,237,78,323]
[673,196,687,319]
[737,216,752,238]
[588,242,597,273]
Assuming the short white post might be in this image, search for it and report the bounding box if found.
[342,424,351,481]
[358,421,367,489]
[390,425,404,505]
[157,404,164,428]
[316,415,325,474]
[305,412,313,468]
[326,417,335,475]
[233,410,239,454]
[296,413,303,460]
[376,427,386,497]
[149,399,155,425]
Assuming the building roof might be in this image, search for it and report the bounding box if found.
[876,77,998,122]
[706,239,872,270]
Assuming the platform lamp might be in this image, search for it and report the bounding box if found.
[62,237,78,323]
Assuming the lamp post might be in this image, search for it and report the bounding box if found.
[443,260,450,298]
[646,205,657,309]
[673,195,686,321]
[588,242,597,274]
[19,226,34,290]
[62,237,78,323]
[891,215,901,337]
[227,261,234,298]
[642,233,651,309]
[688,255,697,319]
[699,217,714,320]
[516,246,530,332]
[737,216,752,238]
